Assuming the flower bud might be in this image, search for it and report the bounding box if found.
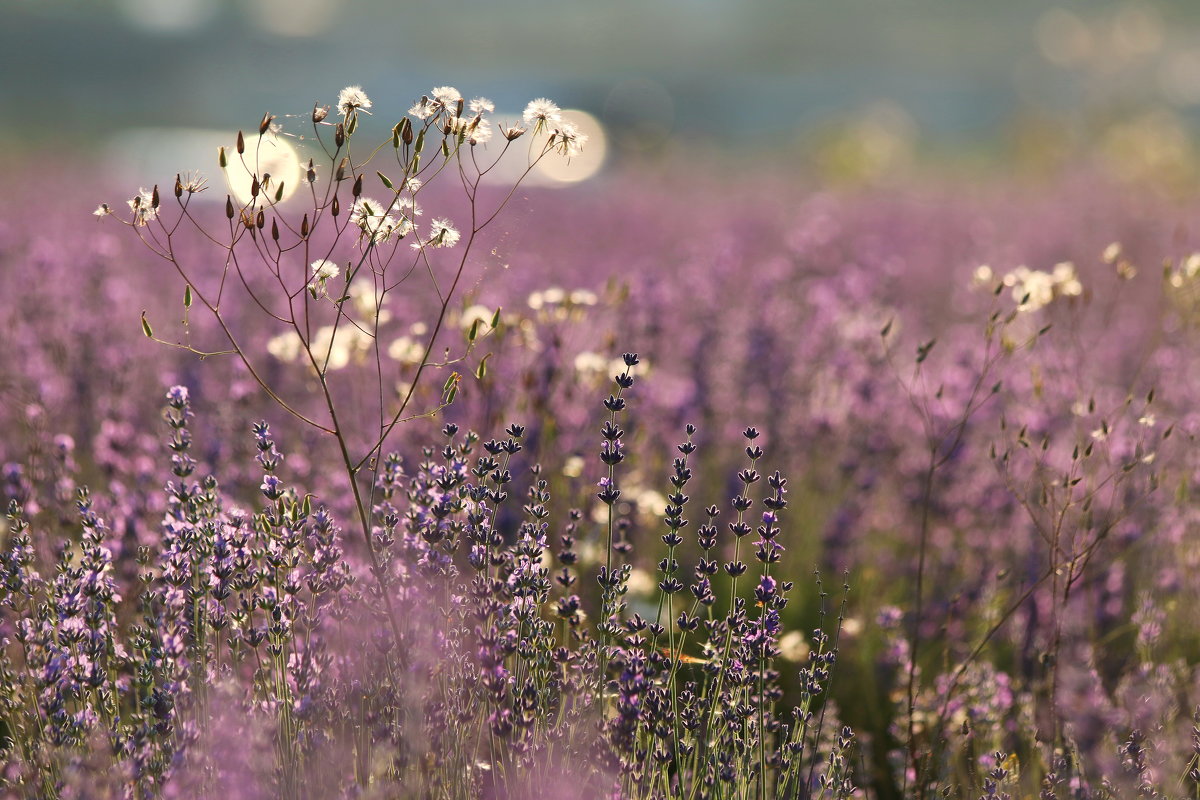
[334,123,345,148]
[174,175,183,198]
[331,196,340,217]
[400,117,413,145]
[300,213,309,238]
[151,185,160,209]
[218,145,228,168]
[225,196,235,219]
[352,174,363,197]
[236,131,245,155]
[259,112,273,135]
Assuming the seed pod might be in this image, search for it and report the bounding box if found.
[335,123,345,148]
[151,185,160,209]
[250,176,259,198]
[274,182,284,202]
[401,117,413,145]
[236,131,245,155]
[392,121,402,149]
[174,175,183,198]
[300,213,309,237]
[259,112,273,134]
[352,174,363,197]
[414,128,425,154]
[307,159,316,184]
[256,210,264,229]
[218,146,228,168]
[271,218,279,241]
[331,196,340,217]
[312,104,328,124]
[225,196,235,219]
[335,157,348,182]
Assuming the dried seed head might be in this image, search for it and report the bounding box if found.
[313,104,329,124]
[259,112,273,135]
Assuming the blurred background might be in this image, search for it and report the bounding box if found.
[6,0,1200,189]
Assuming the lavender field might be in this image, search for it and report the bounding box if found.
[7,10,1200,796]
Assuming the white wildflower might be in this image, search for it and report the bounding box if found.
[349,282,391,324]
[127,188,158,227]
[1102,242,1122,264]
[408,97,433,120]
[541,287,566,304]
[337,86,372,117]
[523,98,562,129]
[266,331,304,362]
[469,119,494,145]
[1051,262,1082,296]
[569,289,598,306]
[549,120,587,157]
[469,97,494,114]
[430,86,462,109]
[573,351,608,377]
[1185,253,1200,278]
[312,324,371,371]
[93,203,113,218]
[971,264,994,288]
[387,336,425,365]
[350,197,405,244]
[310,259,339,280]
[426,218,460,249]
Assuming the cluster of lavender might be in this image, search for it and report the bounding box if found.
[0,365,857,799]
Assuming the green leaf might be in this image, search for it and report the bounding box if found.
[467,318,481,343]
[475,353,491,380]
[377,171,394,190]
[184,285,192,309]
